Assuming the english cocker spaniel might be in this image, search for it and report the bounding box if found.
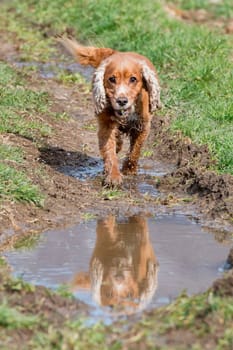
[57,36,161,186]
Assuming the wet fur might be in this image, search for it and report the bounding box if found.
[57,36,161,186]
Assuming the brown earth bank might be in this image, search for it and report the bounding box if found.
[0,262,89,348]
[152,116,233,222]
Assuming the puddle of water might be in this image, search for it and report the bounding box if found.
[137,159,174,197]
[59,157,103,180]
[138,159,174,177]
[58,158,172,196]
[137,181,158,197]
[3,214,231,322]
[58,157,172,181]
[14,61,94,80]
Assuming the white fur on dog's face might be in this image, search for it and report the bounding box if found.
[103,56,142,117]
[92,52,161,116]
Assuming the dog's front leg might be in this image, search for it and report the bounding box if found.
[98,113,122,187]
[122,121,151,175]
[122,89,151,175]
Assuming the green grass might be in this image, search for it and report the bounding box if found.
[0,63,51,139]
[0,107,51,139]
[134,291,233,350]
[4,276,36,293]
[160,292,233,331]
[173,0,233,18]
[0,144,24,163]
[24,291,233,350]
[0,62,51,204]
[0,0,232,174]
[81,212,96,221]
[0,303,39,329]
[100,188,125,200]
[13,233,42,250]
[30,322,118,350]
[57,71,90,86]
[0,145,44,205]
[142,149,153,157]
[0,164,44,205]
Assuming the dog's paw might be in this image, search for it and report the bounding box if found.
[122,159,137,175]
[103,172,123,188]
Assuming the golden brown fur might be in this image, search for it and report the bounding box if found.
[72,216,158,311]
[57,36,161,186]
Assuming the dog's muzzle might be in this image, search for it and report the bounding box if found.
[114,103,136,119]
[114,108,130,118]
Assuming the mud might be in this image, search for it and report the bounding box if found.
[212,269,233,297]
[151,116,233,221]
[0,264,89,347]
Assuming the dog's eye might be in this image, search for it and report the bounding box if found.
[129,76,137,83]
[108,76,116,84]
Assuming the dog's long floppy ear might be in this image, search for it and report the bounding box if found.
[92,60,108,115]
[141,62,162,112]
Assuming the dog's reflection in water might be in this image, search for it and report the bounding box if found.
[72,216,158,312]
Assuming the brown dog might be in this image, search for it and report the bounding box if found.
[72,215,158,311]
[57,36,161,186]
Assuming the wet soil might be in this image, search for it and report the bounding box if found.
[152,116,233,222]
[0,28,233,349]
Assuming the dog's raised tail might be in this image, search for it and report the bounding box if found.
[56,36,115,68]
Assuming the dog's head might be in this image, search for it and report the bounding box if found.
[92,52,161,118]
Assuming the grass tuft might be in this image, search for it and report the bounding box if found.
[0,164,44,206]
[0,303,38,329]
[0,62,51,205]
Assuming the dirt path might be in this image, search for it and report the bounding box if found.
[0,36,233,249]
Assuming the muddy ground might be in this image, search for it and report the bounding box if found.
[1,36,233,242]
[0,32,233,349]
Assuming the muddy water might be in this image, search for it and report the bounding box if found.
[4,214,231,322]
[59,158,173,197]
[14,61,94,80]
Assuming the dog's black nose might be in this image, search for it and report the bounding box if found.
[116,97,128,107]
